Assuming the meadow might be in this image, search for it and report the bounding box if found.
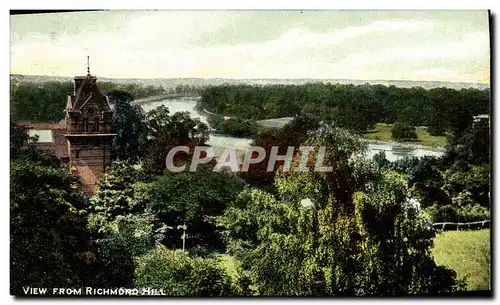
[364,123,448,147]
[432,229,491,291]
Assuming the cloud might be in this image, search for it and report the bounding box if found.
[10,14,489,83]
[337,31,490,69]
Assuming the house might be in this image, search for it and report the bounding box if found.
[17,66,116,195]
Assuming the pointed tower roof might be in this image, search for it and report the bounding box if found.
[67,59,111,112]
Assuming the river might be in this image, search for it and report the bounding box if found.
[137,96,445,162]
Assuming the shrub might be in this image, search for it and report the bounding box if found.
[423,203,489,223]
[207,114,225,129]
[134,245,235,296]
[442,165,490,207]
[373,151,391,169]
[423,204,459,223]
[391,122,418,141]
[213,117,260,138]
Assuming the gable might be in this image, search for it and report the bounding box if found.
[72,76,110,112]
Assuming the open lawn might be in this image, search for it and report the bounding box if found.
[363,123,448,147]
[432,229,491,291]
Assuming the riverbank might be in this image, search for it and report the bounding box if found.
[360,138,446,153]
[133,94,200,105]
[136,95,447,152]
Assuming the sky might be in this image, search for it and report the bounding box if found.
[10,10,490,83]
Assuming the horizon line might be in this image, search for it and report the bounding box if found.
[10,73,490,85]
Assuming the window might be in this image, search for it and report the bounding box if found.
[28,130,54,143]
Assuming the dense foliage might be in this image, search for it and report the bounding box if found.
[239,115,320,191]
[198,83,489,134]
[373,116,490,223]
[108,94,212,173]
[138,170,245,251]
[10,80,166,122]
[142,105,210,173]
[134,245,234,296]
[109,90,150,162]
[11,78,490,295]
[208,114,261,138]
[10,130,93,294]
[217,126,461,296]
[446,118,490,166]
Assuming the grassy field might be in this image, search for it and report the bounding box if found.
[363,123,448,147]
[432,229,491,291]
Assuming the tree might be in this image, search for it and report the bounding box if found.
[207,114,225,129]
[89,213,161,288]
[197,83,489,133]
[372,151,391,169]
[427,112,447,136]
[10,81,71,122]
[10,161,92,294]
[214,117,260,138]
[87,161,163,287]
[10,79,166,123]
[405,156,443,187]
[447,118,490,165]
[240,115,320,191]
[143,105,210,173]
[109,90,149,162]
[217,125,460,296]
[348,172,461,295]
[139,171,245,251]
[448,106,473,137]
[88,161,142,225]
[442,164,490,208]
[10,122,27,157]
[391,122,417,141]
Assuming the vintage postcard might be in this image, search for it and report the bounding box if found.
[9,10,491,297]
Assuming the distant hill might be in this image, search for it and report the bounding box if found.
[10,74,490,90]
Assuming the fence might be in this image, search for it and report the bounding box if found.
[432,220,490,231]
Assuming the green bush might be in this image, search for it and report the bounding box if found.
[134,245,235,296]
[207,114,225,129]
[214,117,260,138]
[458,204,490,222]
[373,151,391,169]
[442,165,490,207]
[391,122,418,141]
[423,203,489,223]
